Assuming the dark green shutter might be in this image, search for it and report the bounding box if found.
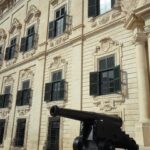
[16,91,22,106]
[59,80,65,100]
[20,37,27,52]
[44,83,52,102]
[111,0,115,8]
[88,0,98,17]
[49,21,56,38]
[5,47,10,60]
[90,72,100,96]
[15,119,26,146]
[4,94,10,108]
[0,119,5,144]
[0,95,4,108]
[114,65,121,92]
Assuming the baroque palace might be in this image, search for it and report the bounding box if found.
[0,0,150,149]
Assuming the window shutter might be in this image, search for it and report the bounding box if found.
[15,119,26,146]
[111,0,115,8]
[59,80,65,100]
[49,21,56,39]
[114,65,121,92]
[88,0,98,17]
[90,72,100,96]
[0,119,5,144]
[47,117,60,150]
[0,95,4,108]
[4,94,10,108]
[44,83,52,102]
[16,91,22,106]
[20,37,27,52]
[63,13,67,32]
[5,47,10,60]
[22,89,31,105]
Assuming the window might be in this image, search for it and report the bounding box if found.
[20,26,35,52]
[16,80,31,106]
[0,119,5,145]
[26,26,35,50]
[14,119,26,147]
[46,117,60,150]
[49,7,67,38]
[5,37,16,60]
[44,70,66,102]
[0,86,11,108]
[90,55,121,96]
[88,0,115,17]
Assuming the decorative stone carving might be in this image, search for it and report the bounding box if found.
[17,106,30,116]
[50,0,58,5]
[93,95,124,112]
[9,18,22,34]
[0,108,10,118]
[3,75,14,85]
[49,33,69,48]
[25,5,41,23]
[50,56,68,70]
[121,0,139,16]
[0,28,7,40]
[90,9,122,28]
[21,69,34,80]
[95,37,121,54]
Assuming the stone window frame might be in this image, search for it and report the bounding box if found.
[11,117,29,150]
[22,5,41,59]
[4,18,22,66]
[45,56,68,107]
[43,115,63,150]
[48,0,72,41]
[17,69,34,108]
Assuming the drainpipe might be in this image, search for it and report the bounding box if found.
[37,1,50,150]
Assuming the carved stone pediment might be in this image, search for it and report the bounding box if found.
[50,56,68,70]
[21,69,34,80]
[0,28,7,40]
[9,18,22,34]
[25,5,41,23]
[3,75,14,85]
[95,37,121,55]
[50,0,58,5]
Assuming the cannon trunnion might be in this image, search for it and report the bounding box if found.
[50,105,139,150]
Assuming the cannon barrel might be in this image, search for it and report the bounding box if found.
[50,105,122,127]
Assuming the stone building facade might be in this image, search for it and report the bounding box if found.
[0,0,150,150]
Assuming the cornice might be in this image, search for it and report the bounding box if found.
[124,3,150,29]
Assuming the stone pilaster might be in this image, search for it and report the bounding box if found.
[133,23,150,146]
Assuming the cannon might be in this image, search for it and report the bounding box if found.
[50,105,139,150]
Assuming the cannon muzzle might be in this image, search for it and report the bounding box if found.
[50,105,122,127]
